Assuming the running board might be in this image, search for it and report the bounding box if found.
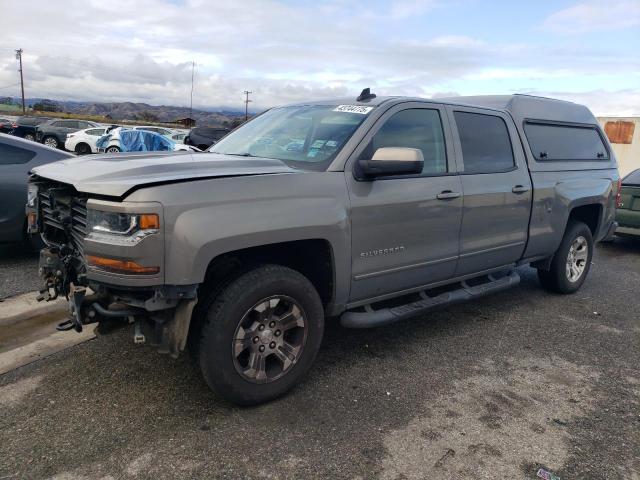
[340,270,520,329]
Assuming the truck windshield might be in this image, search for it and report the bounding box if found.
[210,105,372,170]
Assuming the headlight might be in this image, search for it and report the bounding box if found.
[86,210,159,243]
[27,183,38,207]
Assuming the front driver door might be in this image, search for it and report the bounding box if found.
[346,102,463,304]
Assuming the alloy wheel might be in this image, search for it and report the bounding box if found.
[566,235,588,282]
[44,137,58,148]
[232,296,307,384]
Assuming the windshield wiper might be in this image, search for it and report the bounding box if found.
[221,152,255,157]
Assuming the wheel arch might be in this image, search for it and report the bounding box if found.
[200,239,336,310]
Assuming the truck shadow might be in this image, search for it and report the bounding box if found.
[597,235,640,255]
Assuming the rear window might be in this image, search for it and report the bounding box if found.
[0,143,36,164]
[524,122,609,161]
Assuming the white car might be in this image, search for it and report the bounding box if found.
[96,127,199,153]
[130,125,176,139]
[64,126,111,154]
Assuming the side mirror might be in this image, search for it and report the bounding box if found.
[357,147,424,178]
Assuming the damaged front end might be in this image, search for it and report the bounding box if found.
[27,177,197,357]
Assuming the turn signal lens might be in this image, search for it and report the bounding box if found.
[87,255,159,275]
[139,214,160,230]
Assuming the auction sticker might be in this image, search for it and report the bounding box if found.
[333,105,374,114]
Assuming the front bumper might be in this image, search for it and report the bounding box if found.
[39,248,198,356]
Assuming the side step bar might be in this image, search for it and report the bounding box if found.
[340,270,520,329]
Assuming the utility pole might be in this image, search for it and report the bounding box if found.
[15,49,25,114]
[243,90,252,121]
[188,61,195,127]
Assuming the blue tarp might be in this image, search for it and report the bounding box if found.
[97,129,176,152]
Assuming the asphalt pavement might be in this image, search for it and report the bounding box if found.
[0,244,41,301]
[0,237,639,479]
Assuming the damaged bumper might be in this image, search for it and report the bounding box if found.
[38,248,198,358]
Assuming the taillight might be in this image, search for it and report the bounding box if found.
[615,179,623,208]
[11,123,17,128]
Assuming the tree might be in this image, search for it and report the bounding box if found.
[0,97,13,105]
[32,99,61,112]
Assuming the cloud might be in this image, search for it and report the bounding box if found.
[0,0,636,115]
[390,0,438,19]
[543,1,640,34]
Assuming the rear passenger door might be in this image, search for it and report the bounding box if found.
[446,106,532,276]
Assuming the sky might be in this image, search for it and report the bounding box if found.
[0,0,638,115]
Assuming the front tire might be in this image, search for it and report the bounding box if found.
[198,265,324,405]
[43,136,59,149]
[537,220,593,294]
[106,145,120,153]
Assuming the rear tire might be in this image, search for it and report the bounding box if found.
[75,143,91,155]
[537,220,593,294]
[24,133,35,142]
[198,265,324,406]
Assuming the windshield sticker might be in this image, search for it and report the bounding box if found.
[333,105,374,115]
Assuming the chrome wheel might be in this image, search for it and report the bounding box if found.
[232,295,307,384]
[566,235,588,282]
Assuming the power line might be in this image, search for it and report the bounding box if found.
[15,49,25,114]
[243,90,252,121]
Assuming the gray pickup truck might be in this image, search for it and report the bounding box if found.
[27,91,620,405]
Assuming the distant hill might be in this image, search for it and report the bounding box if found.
[2,97,249,127]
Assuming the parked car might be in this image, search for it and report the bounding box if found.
[171,132,187,143]
[96,128,199,153]
[64,126,112,154]
[184,126,230,150]
[28,92,619,405]
[0,118,13,134]
[36,119,101,149]
[615,168,640,237]
[130,125,176,138]
[0,133,72,246]
[10,116,50,141]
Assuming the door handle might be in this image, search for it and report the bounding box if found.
[436,190,461,200]
[512,185,530,194]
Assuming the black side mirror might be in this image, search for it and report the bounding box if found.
[357,147,424,178]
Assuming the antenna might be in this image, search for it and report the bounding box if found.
[357,88,376,102]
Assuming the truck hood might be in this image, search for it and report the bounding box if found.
[31,151,299,197]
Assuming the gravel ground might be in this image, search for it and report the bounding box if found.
[0,238,639,479]
[0,244,41,300]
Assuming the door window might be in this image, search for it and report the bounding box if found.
[0,143,36,164]
[86,128,105,136]
[359,109,447,175]
[454,111,515,174]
